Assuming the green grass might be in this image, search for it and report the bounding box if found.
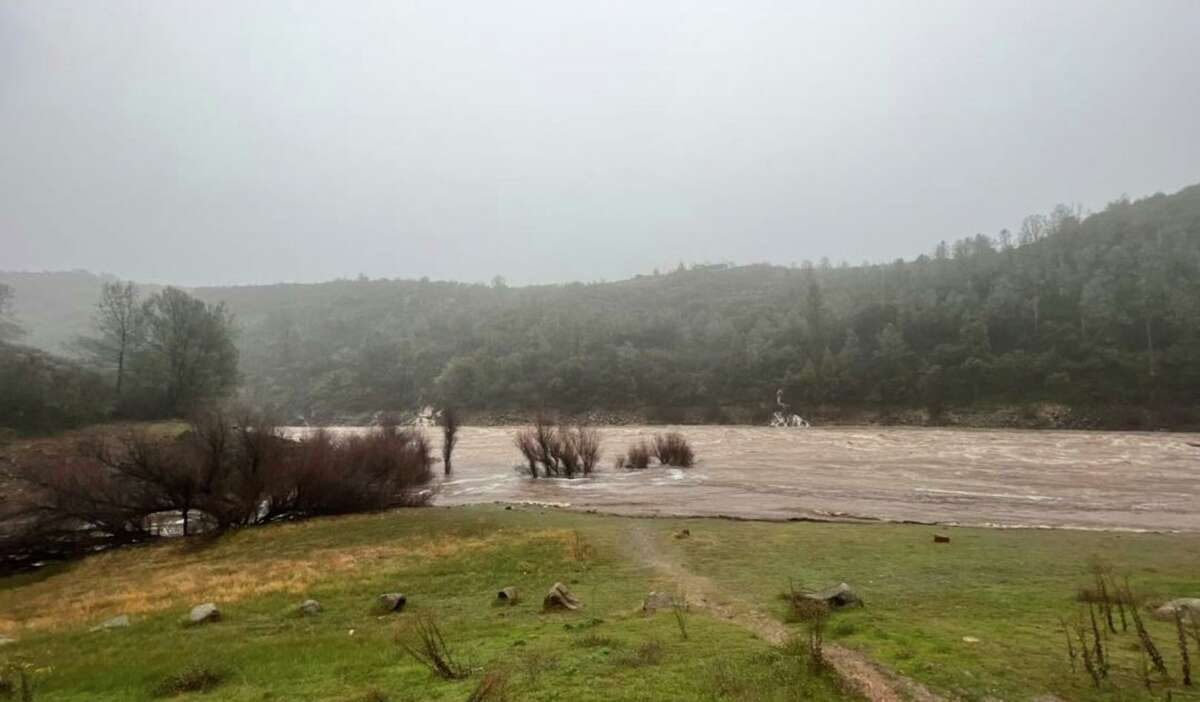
[0,508,844,701]
[1,506,1198,701]
[648,517,1200,701]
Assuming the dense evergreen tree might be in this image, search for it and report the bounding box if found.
[210,186,1200,420]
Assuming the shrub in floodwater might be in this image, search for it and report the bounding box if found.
[617,433,693,469]
[617,440,654,469]
[513,417,600,478]
[653,432,694,467]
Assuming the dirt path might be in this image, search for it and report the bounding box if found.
[623,526,948,702]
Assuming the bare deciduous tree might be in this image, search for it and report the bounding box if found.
[441,407,459,475]
[75,281,144,396]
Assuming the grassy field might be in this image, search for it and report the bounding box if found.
[1,504,1198,701]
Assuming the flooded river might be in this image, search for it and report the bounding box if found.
[293,426,1200,531]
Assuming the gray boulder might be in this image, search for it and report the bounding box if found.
[90,615,130,631]
[497,587,520,604]
[642,591,675,612]
[188,603,220,624]
[805,582,863,609]
[1152,598,1200,622]
[0,635,15,646]
[543,582,581,611]
[298,599,321,616]
[379,593,407,612]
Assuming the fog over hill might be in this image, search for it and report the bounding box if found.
[4,184,1199,424]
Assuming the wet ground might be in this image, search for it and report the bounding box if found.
[294,426,1200,531]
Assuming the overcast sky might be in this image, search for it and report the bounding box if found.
[2,1,1199,286]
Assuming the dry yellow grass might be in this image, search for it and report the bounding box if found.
[0,515,573,632]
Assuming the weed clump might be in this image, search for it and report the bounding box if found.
[615,640,665,667]
[400,616,469,680]
[152,664,225,696]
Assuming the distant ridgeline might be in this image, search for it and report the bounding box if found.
[3,184,1199,426]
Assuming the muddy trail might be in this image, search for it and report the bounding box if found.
[622,525,947,702]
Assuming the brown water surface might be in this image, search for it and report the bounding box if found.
[289,426,1200,531]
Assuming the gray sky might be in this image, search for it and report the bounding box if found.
[2,1,1199,286]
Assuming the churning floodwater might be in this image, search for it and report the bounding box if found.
[286,426,1200,532]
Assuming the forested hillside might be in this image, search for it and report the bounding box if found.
[4,185,1199,424]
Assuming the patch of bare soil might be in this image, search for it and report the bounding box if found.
[623,526,948,702]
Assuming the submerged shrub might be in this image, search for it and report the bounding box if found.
[616,433,694,469]
[514,417,600,478]
[618,440,654,469]
[653,432,695,467]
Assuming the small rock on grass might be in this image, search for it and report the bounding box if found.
[298,599,321,616]
[0,634,16,646]
[90,615,130,631]
[804,582,862,609]
[543,582,581,611]
[1151,597,1200,622]
[379,593,407,612]
[187,603,220,625]
[933,533,951,543]
[496,587,520,604]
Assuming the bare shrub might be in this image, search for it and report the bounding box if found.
[513,418,600,478]
[566,425,601,475]
[441,407,460,475]
[653,432,694,467]
[2,411,434,570]
[618,440,653,470]
[790,598,830,669]
[288,423,434,516]
[400,616,468,680]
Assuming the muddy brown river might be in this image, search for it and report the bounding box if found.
[291,426,1200,532]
